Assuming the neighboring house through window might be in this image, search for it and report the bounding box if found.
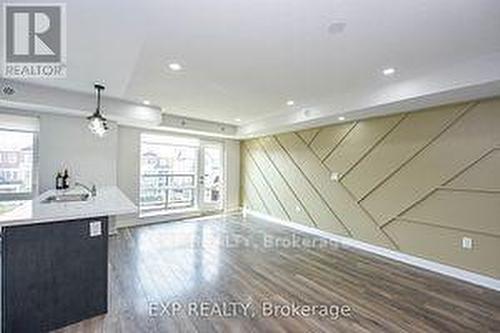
[0,113,39,214]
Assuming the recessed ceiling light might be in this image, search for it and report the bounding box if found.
[383,68,396,76]
[327,22,346,35]
[168,63,182,71]
[143,100,151,105]
[338,116,345,121]
[286,100,295,106]
[235,118,241,122]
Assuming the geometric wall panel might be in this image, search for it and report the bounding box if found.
[361,100,500,226]
[275,132,395,248]
[244,140,315,227]
[241,98,500,278]
[342,104,467,200]
[402,190,500,236]
[323,114,403,176]
[309,123,353,161]
[448,149,500,190]
[296,128,320,146]
[258,137,348,235]
[242,145,289,221]
[384,220,500,277]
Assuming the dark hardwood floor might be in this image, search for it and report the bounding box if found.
[55,214,500,333]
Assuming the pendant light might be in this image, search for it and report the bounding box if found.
[87,83,108,137]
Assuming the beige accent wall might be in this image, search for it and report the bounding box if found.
[240,98,500,278]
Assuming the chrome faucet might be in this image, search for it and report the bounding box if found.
[74,182,97,197]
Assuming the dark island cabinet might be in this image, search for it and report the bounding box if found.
[1,217,108,333]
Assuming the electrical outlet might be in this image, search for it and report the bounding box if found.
[89,221,102,237]
[462,237,473,250]
[330,172,341,181]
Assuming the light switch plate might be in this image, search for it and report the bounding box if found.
[89,221,102,237]
[462,237,473,249]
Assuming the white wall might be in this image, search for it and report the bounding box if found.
[117,126,141,205]
[224,139,240,212]
[38,114,118,192]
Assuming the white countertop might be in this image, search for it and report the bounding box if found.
[0,186,137,227]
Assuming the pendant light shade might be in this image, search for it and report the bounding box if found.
[87,83,108,137]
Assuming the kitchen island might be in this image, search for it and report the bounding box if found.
[0,186,136,333]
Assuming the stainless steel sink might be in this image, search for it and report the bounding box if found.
[41,193,90,204]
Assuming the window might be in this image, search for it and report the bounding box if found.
[7,152,18,164]
[201,145,223,206]
[139,133,224,216]
[140,134,199,214]
[0,114,39,213]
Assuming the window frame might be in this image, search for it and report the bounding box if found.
[138,132,226,217]
[0,127,39,202]
[139,133,201,215]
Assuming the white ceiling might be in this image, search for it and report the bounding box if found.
[3,0,500,134]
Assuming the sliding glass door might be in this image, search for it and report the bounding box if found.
[139,134,223,216]
[199,142,223,212]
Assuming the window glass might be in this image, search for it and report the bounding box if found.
[140,134,199,214]
[0,129,35,196]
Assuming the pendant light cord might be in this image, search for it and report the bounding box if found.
[94,83,105,113]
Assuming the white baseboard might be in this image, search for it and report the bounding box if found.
[224,206,243,214]
[116,208,243,229]
[116,214,198,229]
[243,209,500,292]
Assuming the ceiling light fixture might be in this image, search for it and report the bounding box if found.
[143,100,151,105]
[383,68,396,76]
[168,63,182,71]
[286,100,295,106]
[327,22,346,35]
[1,85,15,96]
[87,83,109,137]
[338,116,346,121]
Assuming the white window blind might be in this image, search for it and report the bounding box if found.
[0,113,40,132]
